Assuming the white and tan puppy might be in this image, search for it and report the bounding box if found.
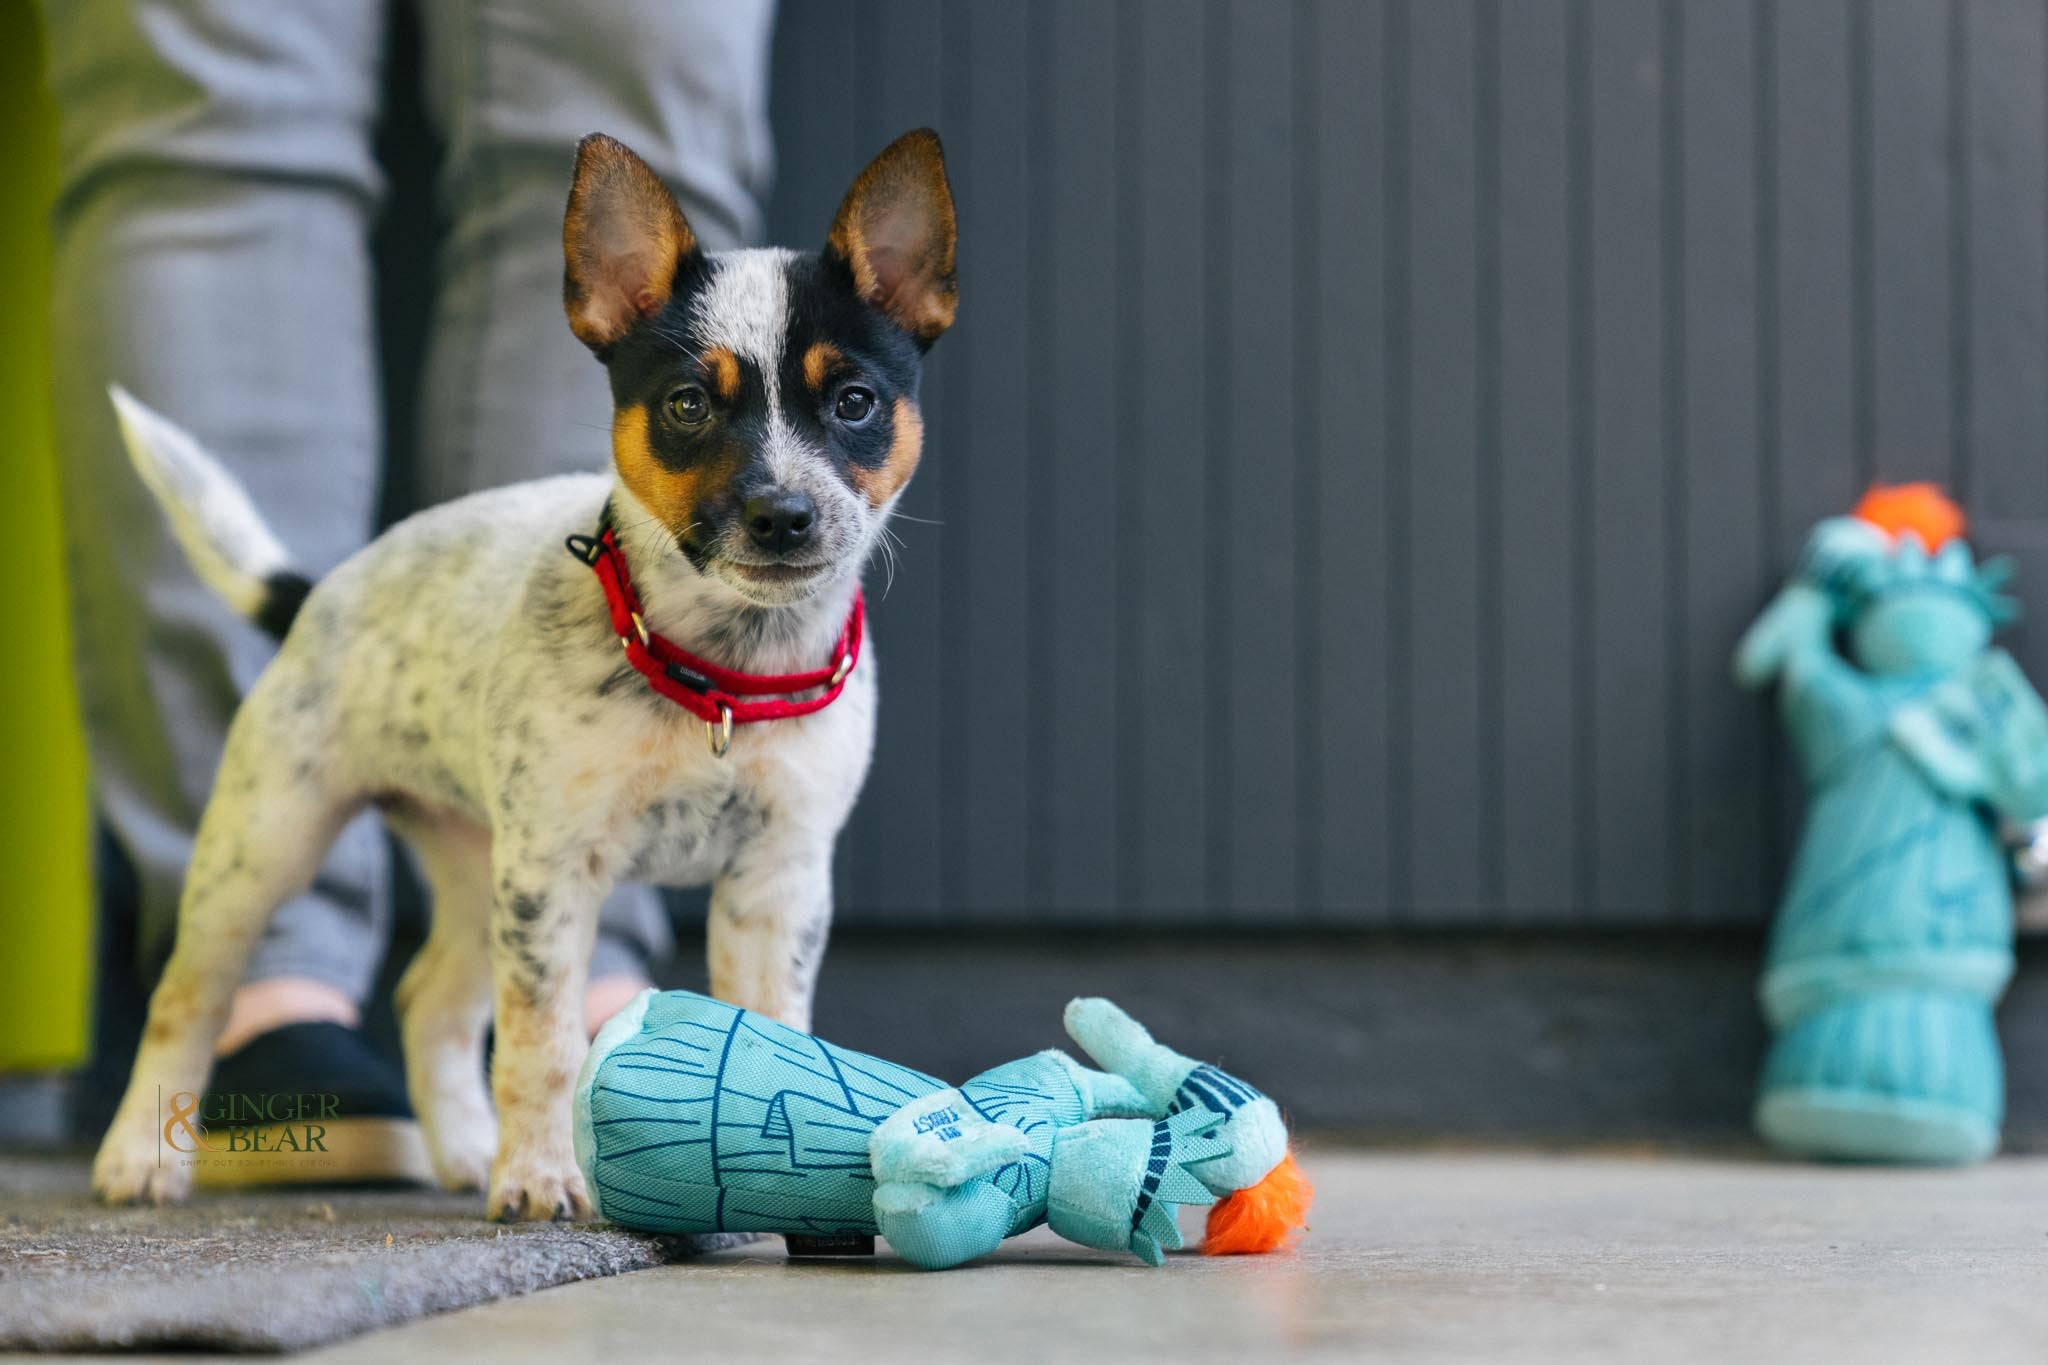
[93,129,957,1220]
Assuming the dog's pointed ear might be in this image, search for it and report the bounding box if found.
[826,128,958,347]
[563,133,700,353]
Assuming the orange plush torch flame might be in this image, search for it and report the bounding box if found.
[1201,1148,1315,1256]
[1853,483,1966,549]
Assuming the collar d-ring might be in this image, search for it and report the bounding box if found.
[706,702,734,757]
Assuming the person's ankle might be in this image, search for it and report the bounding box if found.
[216,977,360,1056]
[585,974,653,1037]
[216,972,648,1052]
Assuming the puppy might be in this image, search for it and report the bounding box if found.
[92,128,957,1219]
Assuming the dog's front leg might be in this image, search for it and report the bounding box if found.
[709,831,834,1033]
[484,849,604,1221]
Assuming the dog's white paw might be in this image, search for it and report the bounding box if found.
[425,1112,498,1193]
[93,1128,192,1206]
[486,1147,590,1221]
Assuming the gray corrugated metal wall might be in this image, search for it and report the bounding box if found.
[766,0,2048,928]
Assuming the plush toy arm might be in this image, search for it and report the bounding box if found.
[1736,515,1906,690]
[1734,582,1835,689]
[1063,998,1291,1199]
[1043,1049,1156,1118]
[869,1088,1027,1189]
[1062,998,1198,1111]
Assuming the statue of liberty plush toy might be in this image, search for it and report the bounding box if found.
[1737,484,2048,1163]
[573,990,1312,1268]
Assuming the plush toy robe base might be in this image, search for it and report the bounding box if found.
[1756,993,2003,1165]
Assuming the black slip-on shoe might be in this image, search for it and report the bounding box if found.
[191,1021,433,1188]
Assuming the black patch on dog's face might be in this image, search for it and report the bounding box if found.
[597,251,927,560]
[776,251,926,484]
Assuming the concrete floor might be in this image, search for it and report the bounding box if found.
[19,1149,2048,1364]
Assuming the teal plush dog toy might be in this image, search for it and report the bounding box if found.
[574,990,1311,1268]
[1737,485,2048,1163]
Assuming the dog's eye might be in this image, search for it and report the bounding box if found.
[665,386,711,426]
[834,386,876,424]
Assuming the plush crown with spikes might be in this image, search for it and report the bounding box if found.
[1798,483,2019,624]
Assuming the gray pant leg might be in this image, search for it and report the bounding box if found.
[415,0,777,980]
[43,0,391,1000]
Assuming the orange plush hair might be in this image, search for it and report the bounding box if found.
[1201,1149,1314,1256]
[1853,483,1966,549]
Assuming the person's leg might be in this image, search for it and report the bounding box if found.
[415,0,777,1008]
[43,0,390,1038]
[414,0,774,496]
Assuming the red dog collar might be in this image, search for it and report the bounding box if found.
[565,522,863,756]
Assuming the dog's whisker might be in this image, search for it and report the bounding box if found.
[871,531,899,600]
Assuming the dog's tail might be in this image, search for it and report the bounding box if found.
[108,386,313,641]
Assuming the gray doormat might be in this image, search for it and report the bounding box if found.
[0,1155,743,1352]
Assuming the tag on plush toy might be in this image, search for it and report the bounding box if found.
[869,1087,1027,1188]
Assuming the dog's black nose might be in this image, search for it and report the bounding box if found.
[743,490,817,555]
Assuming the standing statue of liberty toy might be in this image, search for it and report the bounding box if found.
[1736,485,2048,1163]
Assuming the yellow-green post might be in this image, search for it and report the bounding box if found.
[0,1,95,1072]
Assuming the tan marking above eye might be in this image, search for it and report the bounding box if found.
[612,403,709,536]
[851,397,924,508]
[803,341,845,392]
[702,347,741,401]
